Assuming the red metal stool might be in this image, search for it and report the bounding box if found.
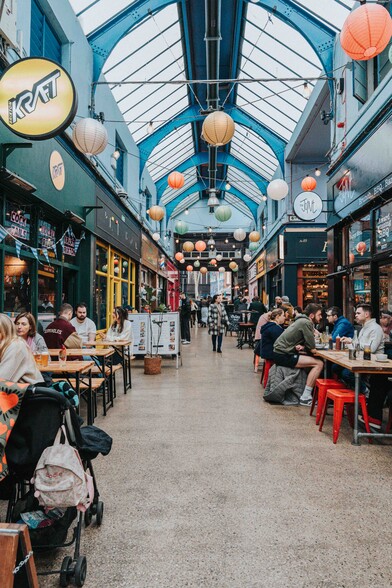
[310,378,346,425]
[260,359,274,388]
[318,388,371,444]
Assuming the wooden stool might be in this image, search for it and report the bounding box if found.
[260,359,274,388]
[318,388,371,444]
[310,378,346,424]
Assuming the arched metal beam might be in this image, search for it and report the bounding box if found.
[88,0,335,96]
[157,152,268,200]
[138,104,286,176]
[165,180,258,222]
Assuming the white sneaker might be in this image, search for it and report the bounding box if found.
[182,341,191,345]
[299,397,312,406]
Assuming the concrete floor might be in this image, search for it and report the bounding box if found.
[19,328,392,586]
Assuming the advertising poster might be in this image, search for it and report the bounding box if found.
[128,312,181,367]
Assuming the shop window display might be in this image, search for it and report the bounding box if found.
[4,256,32,314]
[4,202,31,246]
[379,265,392,312]
[37,265,56,312]
[297,264,328,307]
[348,216,371,263]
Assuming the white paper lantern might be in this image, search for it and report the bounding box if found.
[179,258,185,264]
[233,228,246,241]
[152,232,160,241]
[243,253,252,262]
[72,118,108,156]
[216,254,223,261]
[267,179,289,201]
[218,266,225,273]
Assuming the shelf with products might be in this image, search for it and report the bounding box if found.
[298,263,328,306]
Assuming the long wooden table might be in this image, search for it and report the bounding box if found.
[85,339,132,392]
[314,349,392,444]
[40,360,95,425]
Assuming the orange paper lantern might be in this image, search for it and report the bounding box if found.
[210,259,217,265]
[182,241,194,252]
[195,240,207,252]
[301,176,317,192]
[168,171,185,189]
[200,267,208,274]
[148,205,165,221]
[340,4,392,61]
[356,241,367,255]
[186,265,193,272]
[175,252,184,261]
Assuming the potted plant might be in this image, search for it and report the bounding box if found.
[141,286,165,375]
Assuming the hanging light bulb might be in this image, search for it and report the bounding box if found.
[184,208,189,215]
[175,238,179,244]
[207,237,215,246]
[147,121,154,134]
[225,182,231,191]
[208,227,213,233]
[225,238,229,244]
[262,195,267,202]
[315,168,321,177]
[303,82,311,99]
[262,224,266,230]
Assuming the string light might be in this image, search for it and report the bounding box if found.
[303,82,311,99]
[225,182,231,191]
[315,168,321,177]
[185,208,189,215]
[147,121,154,134]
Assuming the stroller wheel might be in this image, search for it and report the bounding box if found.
[96,500,104,526]
[60,556,73,587]
[84,507,92,527]
[74,555,87,587]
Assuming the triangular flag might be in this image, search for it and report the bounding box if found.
[0,226,7,243]
[74,239,81,254]
[31,248,39,261]
[42,248,51,264]
[15,241,22,258]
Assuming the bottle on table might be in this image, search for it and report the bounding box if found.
[58,345,67,365]
[335,335,341,351]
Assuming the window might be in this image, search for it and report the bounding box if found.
[30,0,62,63]
[4,256,32,314]
[348,216,372,262]
[115,134,126,187]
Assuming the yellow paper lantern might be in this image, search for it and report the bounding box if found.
[148,205,165,221]
[229,261,238,270]
[200,267,208,274]
[249,231,260,242]
[182,241,194,252]
[202,111,235,146]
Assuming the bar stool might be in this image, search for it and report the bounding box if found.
[318,388,371,444]
[310,378,346,425]
[261,359,274,388]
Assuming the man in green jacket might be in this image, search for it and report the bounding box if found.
[273,303,324,406]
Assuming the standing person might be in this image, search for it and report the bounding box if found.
[249,296,268,325]
[179,292,191,344]
[271,296,282,310]
[70,302,97,345]
[0,314,43,384]
[200,298,209,327]
[43,303,82,349]
[15,312,48,354]
[190,299,198,327]
[208,294,229,353]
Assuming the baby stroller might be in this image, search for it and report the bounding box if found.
[0,380,112,587]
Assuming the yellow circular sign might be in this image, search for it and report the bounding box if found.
[49,150,65,190]
[0,57,77,139]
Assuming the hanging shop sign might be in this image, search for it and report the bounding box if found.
[0,57,77,140]
[333,114,392,218]
[375,201,392,253]
[256,251,266,278]
[49,151,65,190]
[284,231,327,262]
[141,234,160,272]
[38,220,56,249]
[293,192,323,221]
[4,204,30,242]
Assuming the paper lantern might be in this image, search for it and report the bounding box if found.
[175,252,184,261]
[356,241,367,255]
[249,242,259,251]
[148,205,164,221]
[214,205,232,222]
[249,231,260,242]
[168,171,185,189]
[229,261,238,270]
[232,266,238,272]
[72,118,108,156]
[301,176,317,192]
[102,264,108,272]
[200,267,208,274]
[114,267,119,274]
[202,111,235,146]
[195,240,206,252]
[267,179,289,201]
[152,232,160,241]
[210,259,217,266]
[123,261,128,268]
[349,253,355,264]
[218,267,225,273]
[216,254,223,262]
[243,253,252,262]
[182,241,194,252]
[233,228,246,241]
[186,265,193,272]
[194,260,200,268]
[340,3,392,61]
[179,258,185,264]
[113,257,119,265]
[175,220,188,235]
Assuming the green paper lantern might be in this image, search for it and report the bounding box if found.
[249,242,259,251]
[175,220,188,235]
[214,205,232,222]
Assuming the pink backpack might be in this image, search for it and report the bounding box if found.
[32,426,93,512]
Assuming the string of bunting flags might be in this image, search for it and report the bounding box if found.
[0,224,85,263]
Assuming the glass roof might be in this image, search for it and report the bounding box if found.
[69,0,356,222]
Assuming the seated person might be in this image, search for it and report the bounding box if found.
[326,306,354,342]
[260,309,285,360]
[380,310,392,342]
[43,303,82,349]
[15,312,48,354]
[253,311,271,373]
[273,304,324,406]
[106,307,134,364]
[70,302,97,345]
[0,314,44,384]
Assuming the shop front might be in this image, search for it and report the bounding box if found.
[94,188,140,330]
[265,237,282,307]
[165,260,180,311]
[247,262,258,300]
[327,111,392,320]
[140,234,163,310]
[255,251,267,305]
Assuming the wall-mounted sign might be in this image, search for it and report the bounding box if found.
[38,219,56,249]
[293,192,323,221]
[49,151,65,190]
[5,202,30,242]
[0,57,77,140]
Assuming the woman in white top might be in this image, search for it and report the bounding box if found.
[0,314,43,385]
[106,307,133,365]
[15,312,49,354]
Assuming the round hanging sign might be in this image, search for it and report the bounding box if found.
[293,192,323,221]
[49,150,65,190]
[0,57,77,140]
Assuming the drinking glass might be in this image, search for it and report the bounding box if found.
[363,345,371,361]
[58,348,67,366]
[34,353,42,367]
[40,352,49,367]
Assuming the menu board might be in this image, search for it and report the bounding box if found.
[127,312,181,358]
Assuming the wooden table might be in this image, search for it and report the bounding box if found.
[40,360,94,425]
[48,348,115,415]
[85,340,132,392]
[314,349,392,444]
